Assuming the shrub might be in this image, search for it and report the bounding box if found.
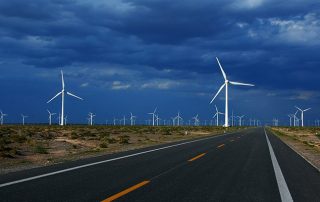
[107,137,117,144]
[11,134,27,143]
[34,144,49,154]
[119,135,130,144]
[71,132,78,139]
[99,142,108,148]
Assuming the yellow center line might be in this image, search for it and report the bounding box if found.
[188,153,206,162]
[217,144,225,148]
[101,180,150,202]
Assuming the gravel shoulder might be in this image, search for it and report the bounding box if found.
[269,127,320,171]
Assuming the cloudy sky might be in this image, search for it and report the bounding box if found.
[0,0,319,125]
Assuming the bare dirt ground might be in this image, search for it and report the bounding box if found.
[0,125,242,174]
[270,127,320,171]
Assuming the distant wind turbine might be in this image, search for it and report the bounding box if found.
[210,57,254,127]
[237,115,245,126]
[175,112,182,126]
[295,106,311,127]
[130,112,136,126]
[148,107,157,126]
[21,114,28,125]
[192,114,200,126]
[47,110,56,125]
[213,105,224,126]
[88,112,95,126]
[0,110,7,125]
[47,70,83,126]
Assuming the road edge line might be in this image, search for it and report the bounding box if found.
[267,128,320,173]
[264,128,293,202]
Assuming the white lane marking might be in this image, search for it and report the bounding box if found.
[0,131,238,188]
[264,128,293,202]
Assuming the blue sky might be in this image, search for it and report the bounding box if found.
[0,0,319,125]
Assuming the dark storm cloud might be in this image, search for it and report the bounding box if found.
[0,0,319,91]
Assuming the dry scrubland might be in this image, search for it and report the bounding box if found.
[0,125,241,174]
[270,127,320,170]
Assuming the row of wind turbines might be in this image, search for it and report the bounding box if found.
[0,57,316,127]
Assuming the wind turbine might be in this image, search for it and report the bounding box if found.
[0,111,7,125]
[88,112,95,126]
[155,114,160,126]
[64,115,68,125]
[237,115,245,126]
[192,114,200,126]
[213,105,224,126]
[210,57,254,127]
[295,106,311,127]
[175,112,182,126]
[130,113,136,126]
[21,114,28,125]
[47,70,83,126]
[47,110,56,125]
[148,107,157,126]
[288,114,294,127]
[293,110,300,127]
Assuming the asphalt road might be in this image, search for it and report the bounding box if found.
[0,127,319,202]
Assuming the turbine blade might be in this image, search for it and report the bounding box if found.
[210,83,225,104]
[67,91,83,100]
[61,70,65,89]
[295,106,302,111]
[47,91,62,103]
[229,81,254,86]
[216,57,227,80]
[304,108,311,111]
[215,105,218,112]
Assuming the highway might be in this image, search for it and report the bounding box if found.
[0,128,319,201]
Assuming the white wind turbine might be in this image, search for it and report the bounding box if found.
[288,114,294,127]
[237,115,245,126]
[192,114,200,126]
[88,112,95,126]
[47,110,56,125]
[0,111,7,125]
[213,105,224,126]
[295,106,311,127]
[210,57,254,127]
[47,70,83,126]
[175,112,182,126]
[148,107,157,126]
[21,114,28,125]
[130,112,136,126]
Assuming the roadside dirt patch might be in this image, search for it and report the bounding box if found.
[270,127,320,171]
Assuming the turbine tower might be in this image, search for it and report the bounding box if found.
[295,106,311,127]
[130,112,136,126]
[0,111,7,125]
[47,70,83,126]
[213,105,224,126]
[175,112,182,126]
[21,114,28,125]
[210,57,254,127]
[47,110,56,125]
[148,107,157,126]
[192,114,200,126]
[88,112,95,126]
[237,115,245,126]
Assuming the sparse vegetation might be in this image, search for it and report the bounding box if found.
[0,125,245,174]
